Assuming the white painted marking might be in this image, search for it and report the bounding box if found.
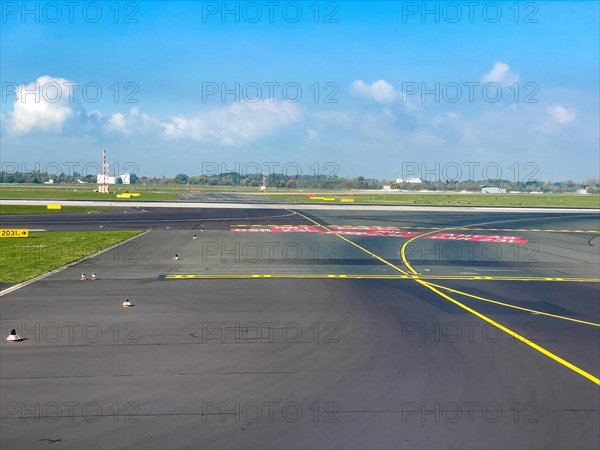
[1,199,598,214]
[473,268,519,272]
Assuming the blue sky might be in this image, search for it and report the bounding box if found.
[1,1,598,181]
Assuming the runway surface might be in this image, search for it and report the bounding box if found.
[1,206,599,449]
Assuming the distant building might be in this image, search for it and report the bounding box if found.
[382,185,392,190]
[577,188,588,195]
[97,174,131,185]
[481,186,506,194]
[396,177,422,184]
[44,179,54,184]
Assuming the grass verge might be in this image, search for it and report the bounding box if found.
[0,205,119,214]
[0,230,143,284]
[0,186,178,201]
[262,193,600,208]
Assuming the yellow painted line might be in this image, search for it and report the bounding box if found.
[163,274,600,283]
[400,226,456,274]
[418,280,600,385]
[230,211,600,385]
[425,282,600,327]
[287,210,410,275]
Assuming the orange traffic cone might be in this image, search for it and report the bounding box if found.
[6,329,23,342]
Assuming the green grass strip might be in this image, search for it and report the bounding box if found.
[0,230,143,284]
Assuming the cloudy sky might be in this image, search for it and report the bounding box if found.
[1,1,598,181]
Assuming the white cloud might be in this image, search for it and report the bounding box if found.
[161,100,301,145]
[8,76,77,135]
[431,112,461,127]
[106,113,129,135]
[547,106,576,124]
[481,61,519,85]
[350,80,403,104]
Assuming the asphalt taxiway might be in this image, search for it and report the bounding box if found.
[1,206,599,449]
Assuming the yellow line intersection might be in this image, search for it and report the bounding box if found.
[218,211,600,385]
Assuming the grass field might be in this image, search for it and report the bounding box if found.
[2,184,599,208]
[0,230,142,284]
[0,205,119,215]
[262,193,600,208]
[0,185,179,201]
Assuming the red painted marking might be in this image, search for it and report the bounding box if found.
[230,226,527,244]
[426,233,528,244]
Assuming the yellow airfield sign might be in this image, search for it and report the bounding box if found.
[0,229,29,238]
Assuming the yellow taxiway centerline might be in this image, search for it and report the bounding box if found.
[164,273,600,283]
[286,209,410,275]
[417,280,600,386]
[424,281,600,327]
[221,210,600,385]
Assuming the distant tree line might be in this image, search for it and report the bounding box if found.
[1,171,598,193]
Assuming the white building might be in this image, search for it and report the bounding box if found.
[396,177,422,184]
[97,174,131,185]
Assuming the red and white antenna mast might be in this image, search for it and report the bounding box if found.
[101,149,109,193]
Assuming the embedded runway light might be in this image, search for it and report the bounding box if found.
[173,254,180,260]
[91,273,97,280]
[193,234,198,240]
[6,329,23,342]
[80,273,86,281]
[122,299,133,307]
